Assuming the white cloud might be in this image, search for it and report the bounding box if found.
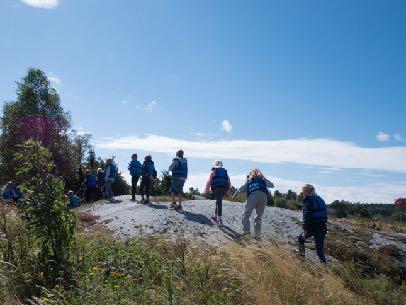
[47,73,60,87]
[121,100,128,105]
[95,135,406,173]
[376,131,390,142]
[21,0,60,9]
[221,120,232,133]
[144,100,157,112]
[183,173,405,204]
[394,134,403,141]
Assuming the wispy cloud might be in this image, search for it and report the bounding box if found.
[96,135,406,173]
[376,131,390,142]
[21,0,60,9]
[394,134,403,141]
[181,173,404,203]
[221,120,232,133]
[121,100,128,105]
[47,73,61,87]
[144,100,157,112]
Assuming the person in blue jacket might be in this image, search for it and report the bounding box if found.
[238,169,274,238]
[67,190,80,208]
[81,169,97,202]
[97,168,106,199]
[2,181,22,204]
[128,153,142,201]
[105,158,117,201]
[139,155,156,204]
[169,150,188,210]
[204,160,231,226]
[298,184,328,263]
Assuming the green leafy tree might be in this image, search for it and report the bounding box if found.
[0,68,85,189]
[14,140,76,286]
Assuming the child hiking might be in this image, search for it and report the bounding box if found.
[169,150,188,210]
[128,153,142,201]
[239,169,274,238]
[139,155,156,204]
[204,160,231,226]
[298,184,328,263]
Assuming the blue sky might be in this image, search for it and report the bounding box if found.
[1,0,405,203]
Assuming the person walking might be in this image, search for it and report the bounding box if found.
[104,158,117,202]
[169,150,188,210]
[239,169,274,238]
[204,160,231,226]
[128,154,142,201]
[139,155,156,204]
[298,184,328,263]
[81,169,97,203]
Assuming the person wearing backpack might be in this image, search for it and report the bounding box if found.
[169,150,188,210]
[139,155,156,204]
[298,184,328,263]
[238,168,274,238]
[81,169,97,202]
[105,158,117,202]
[204,160,231,226]
[2,181,22,204]
[128,154,142,201]
[96,168,106,199]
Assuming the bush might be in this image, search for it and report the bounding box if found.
[14,140,76,286]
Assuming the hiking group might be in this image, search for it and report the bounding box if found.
[2,149,329,264]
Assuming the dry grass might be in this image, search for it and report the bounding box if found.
[226,242,366,305]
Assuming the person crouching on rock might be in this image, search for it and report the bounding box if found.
[298,184,328,264]
[67,190,80,208]
[2,181,22,204]
[204,160,231,226]
[169,150,188,210]
[139,155,156,204]
[239,169,274,238]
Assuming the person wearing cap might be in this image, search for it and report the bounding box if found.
[204,160,231,226]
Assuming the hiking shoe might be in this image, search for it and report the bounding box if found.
[210,216,218,223]
[170,202,177,209]
[217,216,223,226]
[174,204,182,211]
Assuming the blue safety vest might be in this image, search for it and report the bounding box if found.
[308,195,328,222]
[107,164,117,179]
[246,178,268,197]
[171,158,188,178]
[128,160,142,176]
[86,175,97,188]
[211,168,229,189]
[142,161,155,177]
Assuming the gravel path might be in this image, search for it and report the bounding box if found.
[79,195,303,246]
[79,195,406,265]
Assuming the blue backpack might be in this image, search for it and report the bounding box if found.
[211,168,229,190]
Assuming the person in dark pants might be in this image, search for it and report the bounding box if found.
[96,168,106,199]
[128,154,142,201]
[298,184,328,263]
[81,169,97,203]
[204,160,231,226]
[139,155,156,204]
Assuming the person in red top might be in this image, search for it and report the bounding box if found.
[204,160,231,226]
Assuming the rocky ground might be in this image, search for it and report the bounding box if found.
[79,195,406,265]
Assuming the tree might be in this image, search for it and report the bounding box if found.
[0,68,81,189]
[14,140,76,286]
